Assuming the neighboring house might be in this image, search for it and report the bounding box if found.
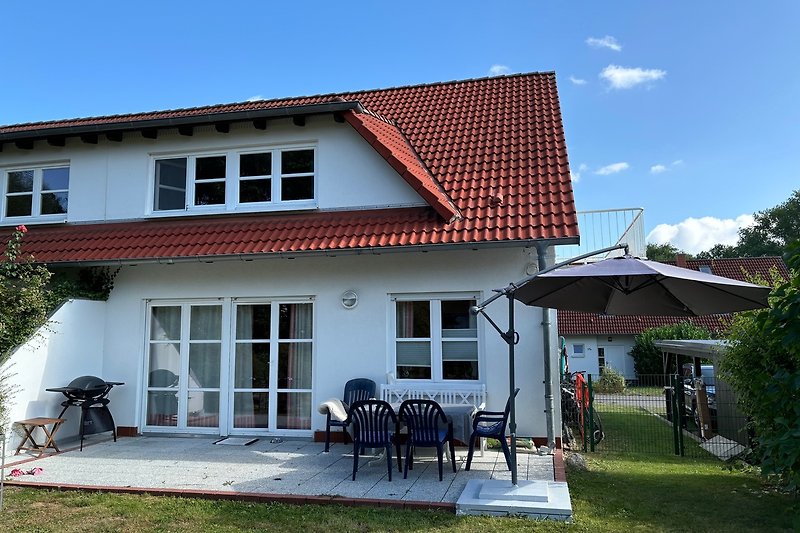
[0,73,580,445]
[559,255,789,380]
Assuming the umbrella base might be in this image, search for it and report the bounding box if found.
[456,479,572,520]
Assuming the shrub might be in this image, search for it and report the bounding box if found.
[630,322,713,376]
[721,241,800,490]
[593,366,626,394]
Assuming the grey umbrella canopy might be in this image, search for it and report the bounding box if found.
[513,255,771,316]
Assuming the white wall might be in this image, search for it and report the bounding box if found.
[1,300,106,450]
[0,116,427,225]
[100,246,555,437]
[563,334,637,380]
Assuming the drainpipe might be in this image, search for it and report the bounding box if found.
[535,242,557,451]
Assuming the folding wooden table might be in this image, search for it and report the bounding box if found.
[13,417,66,457]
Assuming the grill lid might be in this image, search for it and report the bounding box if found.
[66,375,108,391]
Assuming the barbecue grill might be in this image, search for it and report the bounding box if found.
[47,376,123,450]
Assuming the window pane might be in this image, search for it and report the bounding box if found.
[281,149,313,174]
[278,343,312,389]
[155,158,186,210]
[150,306,181,340]
[41,192,68,214]
[234,343,270,388]
[187,391,219,427]
[147,391,178,426]
[397,366,432,380]
[190,305,222,340]
[442,341,478,361]
[194,182,225,205]
[281,175,313,201]
[278,303,313,339]
[42,167,70,190]
[239,179,271,203]
[236,305,271,340]
[240,153,271,177]
[396,341,431,367]
[7,171,33,193]
[148,344,180,386]
[396,301,430,338]
[188,343,221,388]
[6,195,32,217]
[443,361,479,380]
[195,156,226,180]
[441,300,477,338]
[234,392,269,428]
[277,392,311,429]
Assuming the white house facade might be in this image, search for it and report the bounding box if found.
[1,73,580,446]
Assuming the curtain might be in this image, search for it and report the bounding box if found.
[282,303,312,429]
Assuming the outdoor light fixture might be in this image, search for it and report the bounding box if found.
[341,290,358,309]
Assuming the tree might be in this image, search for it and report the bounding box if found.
[630,321,713,376]
[646,242,691,261]
[700,189,800,258]
[720,241,800,490]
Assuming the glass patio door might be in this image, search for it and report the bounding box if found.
[230,302,313,433]
[145,303,224,432]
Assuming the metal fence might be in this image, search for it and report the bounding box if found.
[561,374,750,459]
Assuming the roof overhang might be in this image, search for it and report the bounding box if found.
[0,101,365,143]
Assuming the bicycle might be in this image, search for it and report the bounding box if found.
[560,371,604,448]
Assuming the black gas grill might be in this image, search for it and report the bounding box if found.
[47,376,124,450]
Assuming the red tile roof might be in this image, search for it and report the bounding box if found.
[6,73,579,263]
[558,256,789,335]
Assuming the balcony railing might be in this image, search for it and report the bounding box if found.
[556,208,645,263]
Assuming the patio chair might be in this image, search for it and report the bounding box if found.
[398,399,456,481]
[348,400,402,481]
[324,378,377,452]
[465,387,520,471]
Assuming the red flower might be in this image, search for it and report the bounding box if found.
[16,224,27,233]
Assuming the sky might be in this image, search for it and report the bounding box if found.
[2,1,798,254]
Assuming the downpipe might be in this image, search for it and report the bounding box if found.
[535,243,557,453]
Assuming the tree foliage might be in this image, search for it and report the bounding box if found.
[700,189,800,258]
[646,242,692,261]
[630,321,713,376]
[720,241,800,490]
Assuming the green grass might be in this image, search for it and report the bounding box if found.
[623,386,665,397]
[2,408,797,532]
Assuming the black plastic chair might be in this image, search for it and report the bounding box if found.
[399,399,456,481]
[325,378,377,452]
[465,388,520,471]
[348,400,402,481]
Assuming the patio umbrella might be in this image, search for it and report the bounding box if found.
[513,255,770,316]
[473,246,772,486]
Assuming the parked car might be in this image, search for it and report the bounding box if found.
[682,364,717,430]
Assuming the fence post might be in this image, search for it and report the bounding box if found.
[588,374,595,452]
[676,376,686,456]
[670,374,681,456]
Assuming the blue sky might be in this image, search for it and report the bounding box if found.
[2,1,798,254]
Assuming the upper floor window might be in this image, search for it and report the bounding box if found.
[3,165,69,220]
[152,146,315,214]
[393,296,480,381]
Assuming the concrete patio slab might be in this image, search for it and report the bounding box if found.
[2,435,560,510]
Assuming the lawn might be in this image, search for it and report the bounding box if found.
[2,414,797,532]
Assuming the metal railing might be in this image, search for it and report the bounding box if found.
[556,208,646,263]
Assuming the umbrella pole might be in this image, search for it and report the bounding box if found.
[507,291,518,486]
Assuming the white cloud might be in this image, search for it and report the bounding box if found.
[600,64,666,89]
[586,35,622,52]
[594,162,630,175]
[488,64,512,76]
[569,75,587,85]
[571,163,588,183]
[647,214,756,254]
[650,164,667,174]
[246,95,265,102]
[672,159,684,166]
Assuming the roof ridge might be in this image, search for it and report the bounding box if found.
[0,71,554,130]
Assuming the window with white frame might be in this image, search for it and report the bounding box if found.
[3,165,69,220]
[393,296,479,381]
[572,344,585,358]
[152,146,315,213]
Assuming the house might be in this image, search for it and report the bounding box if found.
[0,73,579,447]
[559,255,789,380]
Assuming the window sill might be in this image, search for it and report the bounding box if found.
[147,201,318,218]
[0,216,68,227]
